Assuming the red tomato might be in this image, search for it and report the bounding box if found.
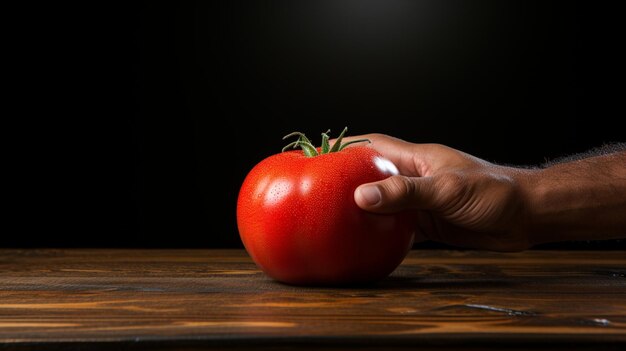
[236,129,415,286]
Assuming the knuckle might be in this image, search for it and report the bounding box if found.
[437,172,467,198]
[384,175,416,202]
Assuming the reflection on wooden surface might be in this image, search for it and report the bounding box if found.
[0,249,624,350]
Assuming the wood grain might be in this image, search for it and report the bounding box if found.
[0,249,625,350]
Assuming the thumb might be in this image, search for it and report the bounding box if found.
[354,175,439,213]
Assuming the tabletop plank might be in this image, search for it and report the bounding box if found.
[0,249,625,350]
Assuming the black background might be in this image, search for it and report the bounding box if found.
[6,1,625,249]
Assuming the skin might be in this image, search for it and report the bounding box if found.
[340,134,626,252]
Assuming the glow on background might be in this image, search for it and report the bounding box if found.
[220,0,469,130]
[281,0,451,71]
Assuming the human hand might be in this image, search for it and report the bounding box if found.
[343,133,533,251]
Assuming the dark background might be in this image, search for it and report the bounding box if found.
[6,1,624,249]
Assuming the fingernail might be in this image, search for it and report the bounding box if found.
[358,185,382,206]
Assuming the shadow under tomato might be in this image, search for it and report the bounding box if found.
[266,275,514,291]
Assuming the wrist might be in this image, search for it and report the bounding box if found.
[508,167,543,247]
[517,167,560,246]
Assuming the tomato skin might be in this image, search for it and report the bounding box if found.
[236,146,415,286]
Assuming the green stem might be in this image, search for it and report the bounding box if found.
[282,127,369,157]
[321,129,331,154]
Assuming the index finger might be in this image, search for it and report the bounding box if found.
[337,133,427,176]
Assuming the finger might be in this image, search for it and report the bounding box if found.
[341,133,471,177]
[338,133,432,176]
[339,133,410,162]
[354,175,441,214]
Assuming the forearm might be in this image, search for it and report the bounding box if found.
[520,150,626,246]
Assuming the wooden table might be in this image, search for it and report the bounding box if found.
[1,249,624,350]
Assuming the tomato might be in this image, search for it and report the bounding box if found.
[236,128,415,286]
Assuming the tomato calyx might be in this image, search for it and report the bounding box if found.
[281,126,370,157]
